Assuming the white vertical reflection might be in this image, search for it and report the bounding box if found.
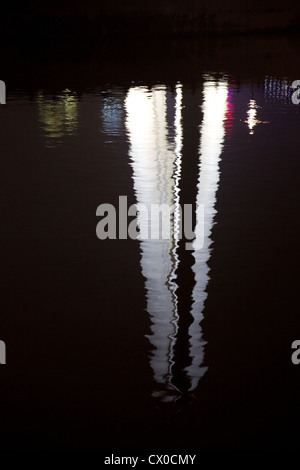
[125,78,228,401]
[125,85,182,398]
[187,77,228,390]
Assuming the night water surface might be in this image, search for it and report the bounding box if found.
[0,36,300,449]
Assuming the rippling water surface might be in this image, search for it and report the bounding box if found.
[1,37,300,448]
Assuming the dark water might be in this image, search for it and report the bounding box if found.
[0,36,300,449]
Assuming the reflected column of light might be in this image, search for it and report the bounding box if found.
[168,83,183,385]
[245,99,269,134]
[186,78,228,391]
[125,86,178,389]
[246,99,258,134]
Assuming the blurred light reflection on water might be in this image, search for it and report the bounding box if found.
[125,76,229,402]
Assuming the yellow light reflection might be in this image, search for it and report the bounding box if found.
[38,90,78,147]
